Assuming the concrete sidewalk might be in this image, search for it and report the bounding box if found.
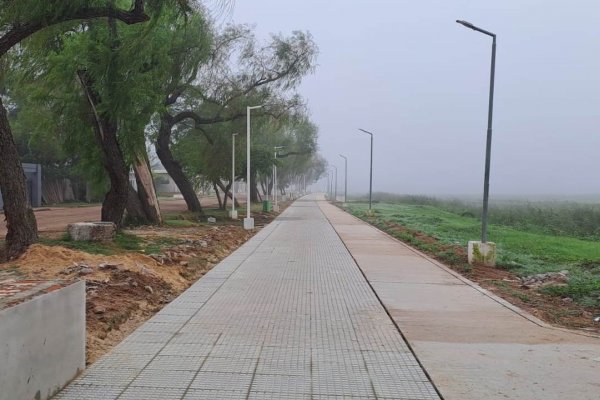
[54,196,440,399]
[319,201,600,400]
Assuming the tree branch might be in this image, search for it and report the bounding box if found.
[0,3,149,57]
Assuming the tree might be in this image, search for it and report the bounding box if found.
[155,25,318,211]
[6,5,204,230]
[0,0,192,258]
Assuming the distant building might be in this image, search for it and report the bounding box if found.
[150,161,181,196]
[0,163,42,210]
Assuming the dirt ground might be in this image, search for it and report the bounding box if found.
[0,198,222,235]
[0,200,285,364]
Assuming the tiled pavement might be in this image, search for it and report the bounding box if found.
[55,197,440,400]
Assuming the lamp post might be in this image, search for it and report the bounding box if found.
[244,105,263,230]
[230,133,238,219]
[332,165,338,202]
[273,146,284,211]
[358,129,374,211]
[339,154,347,204]
[457,19,498,267]
[456,19,496,244]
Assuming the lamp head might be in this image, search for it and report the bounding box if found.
[456,19,475,29]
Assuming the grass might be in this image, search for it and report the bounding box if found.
[345,201,600,307]
[40,232,143,256]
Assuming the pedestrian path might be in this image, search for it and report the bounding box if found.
[319,200,600,400]
[55,196,440,400]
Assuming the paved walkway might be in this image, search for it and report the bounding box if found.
[319,201,600,400]
[55,196,440,400]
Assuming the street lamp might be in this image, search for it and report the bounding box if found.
[457,19,498,266]
[358,128,374,211]
[331,165,338,202]
[244,105,263,230]
[273,146,284,212]
[456,19,496,244]
[230,133,238,220]
[339,154,347,204]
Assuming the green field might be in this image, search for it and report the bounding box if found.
[344,201,600,308]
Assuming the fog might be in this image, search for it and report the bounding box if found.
[230,0,600,197]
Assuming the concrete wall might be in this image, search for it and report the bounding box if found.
[0,281,86,400]
[0,163,42,210]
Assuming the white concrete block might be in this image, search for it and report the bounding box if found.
[468,241,497,267]
[229,210,238,220]
[243,217,255,230]
[68,222,116,241]
[0,281,86,400]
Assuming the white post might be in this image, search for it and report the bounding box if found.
[272,153,276,203]
[230,133,238,219]
[274,163,278,211]
[244,105,262,230]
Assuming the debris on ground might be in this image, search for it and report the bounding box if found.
[520,271,570,289]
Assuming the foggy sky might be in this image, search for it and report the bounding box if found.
[229,0,600,196]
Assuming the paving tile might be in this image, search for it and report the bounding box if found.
[250,374,311,394]
[145,355,206,371]
[200,357,257,373]
[189,371,253,392]
[77,368,139,387]
[182,389,247,400]
[118,386,186,399]
[53,384,122,399]
[131,369,196,388]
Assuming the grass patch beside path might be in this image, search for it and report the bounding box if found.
[345,202,600,309]
[40,232,143,256]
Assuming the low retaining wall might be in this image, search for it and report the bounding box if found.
[0,281,85,400]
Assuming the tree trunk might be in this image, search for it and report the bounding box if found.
[131,154,162,224]
[213,182,223,209]
[78,71,129,227]
[215,180,231,209]
[215,180,239,207]
[0,98,38,260]
[126,183,147,221]
[250,171,259,203]
[156,113,203,213]
[260,180,267,197]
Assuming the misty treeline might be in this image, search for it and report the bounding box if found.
[366,193,600,240]
[0,1,325,259]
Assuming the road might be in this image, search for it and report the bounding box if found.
[0,198,219,236]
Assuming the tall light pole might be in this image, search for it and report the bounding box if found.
[332,165,338,202]
[273,146,284,212]
[457,20,496,244]
[358,129,374,211]
[244,105,263,230]
[230,133,238,220]
[339,154,347,204]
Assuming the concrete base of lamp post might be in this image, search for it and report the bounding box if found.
[468,241,497,267]
[273,204,280,212]
[243,217,255,230]
[229,210,238,220]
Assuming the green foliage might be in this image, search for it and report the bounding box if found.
[367,192,600,240]
[5,6,212,193]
